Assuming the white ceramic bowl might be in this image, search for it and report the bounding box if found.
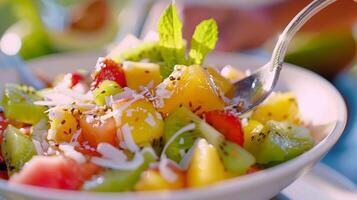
[0,52,347,200]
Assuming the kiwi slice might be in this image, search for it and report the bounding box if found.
[164,107,201,163]
[246,120,314,165]
[83,151,156,192]
[93,80,123,106]
[2,84,47,125]
[2,125,37,175]
[164,107,255,174]
[123,42,163,62]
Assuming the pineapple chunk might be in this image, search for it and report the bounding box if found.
[123,61,162,90]
[243,120,264,151]
[48,107,78,143]
[114,98,164,146]
[135,168,185,191]
[156,65,225,115]
[187,139,228,188]
[206,67,233,94]
[251,93,300,124]
[220,65,245,82]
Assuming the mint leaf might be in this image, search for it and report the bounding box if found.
[158,3,187,77]
[189,19,218,65]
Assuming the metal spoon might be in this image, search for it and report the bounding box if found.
[232,0,337,115]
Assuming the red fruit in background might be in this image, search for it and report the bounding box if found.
[0,112,8,142]
[0,171,8,180]
[203,111,244,146]
[10,156,101,190]
[70,73,84,88]
[92,58,126,89]
[246,166,262,174]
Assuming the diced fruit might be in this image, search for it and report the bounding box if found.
[114,99,164,147]
[135,167,185,191]
[187,139,227,188]
[83,151,156,192]
[156,65,225,115]
[10,156,101,190]
[92,58,126,89]
[243,120,264,150]
[123,42,162,62]
[251,93,300,124]
[220,65,245,82]
[0,171,8,180]
[0,112,8,139]
[196,111,255,175]
[204,111,244,146]
[164,107,201,162]
[31,118,50,142]
[206,67,233,94]
[246,120,314,164]
[165,107,255,175]
[48,107,79,143]
[1,84,47,125]
[123,61,162,90]
[70,72,84,88]
[93,80,122,106]
[79,115,117,148]
[246,166,262,174]
[2,125,37,174]
[216,140,255,175]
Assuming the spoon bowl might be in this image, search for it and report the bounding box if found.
[233,0,337,115]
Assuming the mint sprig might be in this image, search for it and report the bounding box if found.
[189,19,218,65]
[158,4,187,77]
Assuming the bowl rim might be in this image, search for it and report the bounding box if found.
[0,52,348,199]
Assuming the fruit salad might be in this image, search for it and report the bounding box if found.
[0,4,314,192]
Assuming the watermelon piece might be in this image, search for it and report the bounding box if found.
[10,156,101,190]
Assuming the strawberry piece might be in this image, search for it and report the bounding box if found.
[0,171,8,180]
[203,111,244,146]
[92,58,126,89]
[10,156,101,190]
[246,166,262,174]
[70,73,84,88]
[0,112,8,142]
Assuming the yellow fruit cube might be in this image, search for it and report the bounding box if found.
[243,119,264,150]
[251,93,300,124]
[123,61,162,90]
[206,67,233,94]
[187,139,227,188]
[220,65,245,82]
[48,107,78,143]
[156,65,225,115]
[114,98,164,146]
[135,168,185,191]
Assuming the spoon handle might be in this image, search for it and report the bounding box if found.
[270,0,337,72]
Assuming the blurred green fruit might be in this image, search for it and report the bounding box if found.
[285,28,356,79]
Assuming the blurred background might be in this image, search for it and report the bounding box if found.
[0,0,356,183]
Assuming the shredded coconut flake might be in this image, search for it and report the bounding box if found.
[158,123,196,182]
[155,112,163,120]
[179,138,201,170]
[91,152,144,170]
[121,124,139,152]
[97,143,127,162]
[70,129,82,145]
[59,144,86,163]
[32,139,44,155]
[145,113,156,127]
[179,138,184,145]
[159,156,178,183]
[141,146,158,160]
